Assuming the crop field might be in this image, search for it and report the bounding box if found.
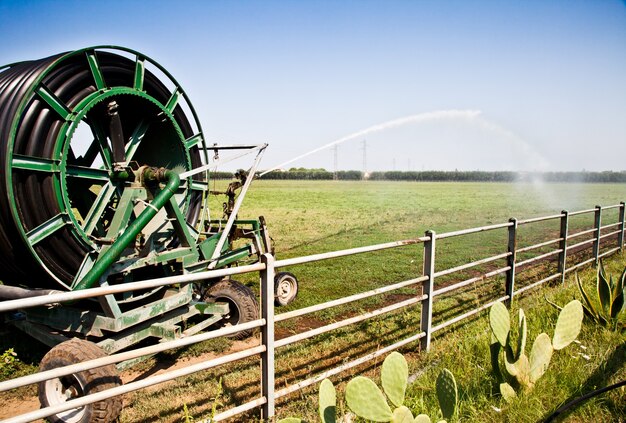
[1,180,625,422]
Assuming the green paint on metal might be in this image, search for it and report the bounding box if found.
[181,314,223,337]
[24,306,99,337]
[73,169,181,291]
[190,180,208,191]
[215,246,253,268]
[233,219,261,231]
[134,56,145,90]
[81,182,117,234]
[91,120,113,170]
[11,154,59,172]
[86,51,106,90]
[199,233,221,260]
[4,46,206,288]
[184,133,203,149]
[26,213,68,245]
[124,120,150,162]
[165,88,181,112]
[164,195,198,248]
[92,286,192,332]
[193,302,229,315]
[65,164,109,181]
[37,85,72,120]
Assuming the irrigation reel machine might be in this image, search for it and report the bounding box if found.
[0,46,298,421]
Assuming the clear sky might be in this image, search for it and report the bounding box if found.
[1,0,625,172]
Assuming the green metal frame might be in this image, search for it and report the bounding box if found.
[3,47,273,357]
[4,46,209,289]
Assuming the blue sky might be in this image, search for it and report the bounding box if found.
[1,0,625,171]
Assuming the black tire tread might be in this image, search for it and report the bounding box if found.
[38,338,122,423]
[206,279,259,339]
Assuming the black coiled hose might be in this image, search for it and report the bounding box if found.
[0,49,203,290]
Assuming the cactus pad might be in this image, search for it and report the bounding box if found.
[529,333,553,383]
[414,415,432,423]
[499,382,517,403]
[436,369,457,420]
[553,300,583,350]
[490,302,510,346]
[318,379,336,423]
[391,406,414,423]
[382,351,409,408]
[345,376,393,421]
[505,352,530,387]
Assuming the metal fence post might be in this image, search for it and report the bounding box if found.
[505,218,517,307]
[557,211,569,284]
[420,230,435,351]
[593,205,602,265]
[260,253,276,420]
[618,202,625,251]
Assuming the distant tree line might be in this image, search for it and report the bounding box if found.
[210,169,626,183]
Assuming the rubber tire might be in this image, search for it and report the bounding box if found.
[205,279,259,340]
[274,272,299,307]
[38,339,122,423]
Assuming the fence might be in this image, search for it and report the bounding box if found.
[0,202,625,422]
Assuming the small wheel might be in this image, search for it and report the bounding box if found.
[274,272,299,307]
[205,279,259,339]
[38,339,122,423]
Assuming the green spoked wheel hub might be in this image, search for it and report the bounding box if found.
[0,46,208,290]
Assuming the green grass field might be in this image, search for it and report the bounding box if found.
[2,180,625,422]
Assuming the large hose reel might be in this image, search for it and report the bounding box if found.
[0,46,208,291]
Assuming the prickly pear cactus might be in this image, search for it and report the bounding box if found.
[489,301,510,346]
[382,351,409,408]
[436,369,457,420]
[414,414,432,423]
[489,299,584,398]
[391,406,414,423]
[345,376,393,421]
[319,379,336,423]
[552,300,583,350]
[499,382,517,403]
[529,333,553,383]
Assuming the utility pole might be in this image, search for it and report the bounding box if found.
[361,139,367,180]
[408,158,411,171]
[392,158,396,171]
[333,144,338,181]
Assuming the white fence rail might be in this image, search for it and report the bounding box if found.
[1,201,625,422]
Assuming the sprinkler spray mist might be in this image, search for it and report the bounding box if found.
[258,109,549,176]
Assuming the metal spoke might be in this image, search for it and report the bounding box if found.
[12,154,58,172]
[165,88,181,113]
[65,165,109,182]
[125,120,150,162]
[86,52,106,90]
[134,56,145,90]
[26,214,68,245]
[82,182,117,235]
[184,134,203,149]
[89,119,113,170]
[37,85,71,120]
